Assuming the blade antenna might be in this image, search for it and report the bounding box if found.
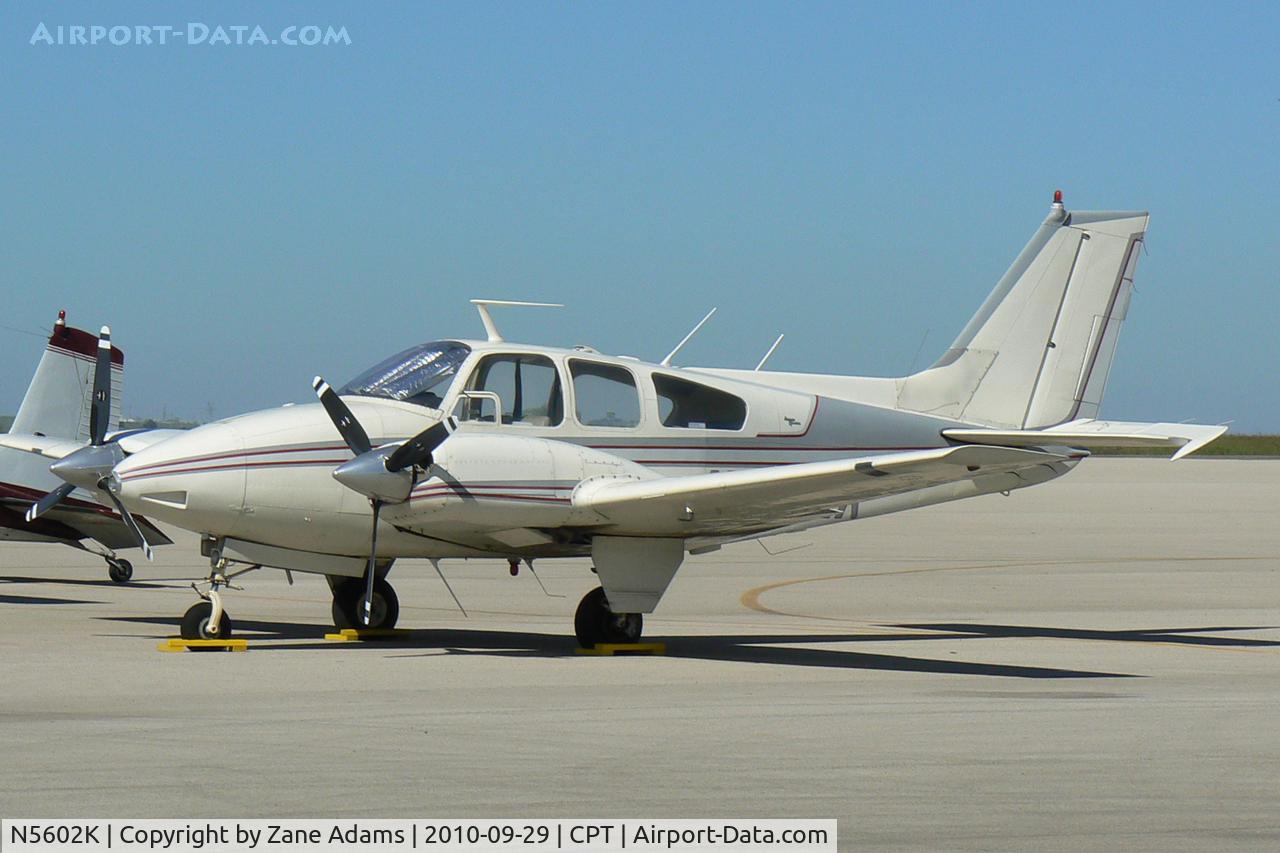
[754,333,785,371]
[429,559,468,617]
[469,299,564,343]
[661,307,716,367]
[525,559,564,599]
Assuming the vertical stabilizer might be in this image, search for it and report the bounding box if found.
[895,193,1148,429]
[9,312,124,441]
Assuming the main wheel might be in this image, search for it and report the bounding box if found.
[574,586,643,648]
[107,559,133,584]
[331,578,400,630]
[180,601,233,640]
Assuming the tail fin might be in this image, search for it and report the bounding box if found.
[9,311,124,441]
[896,192,1148,429]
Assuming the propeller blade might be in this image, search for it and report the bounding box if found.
[385,416,457,472]
[88,326,114,446]
[313,376,372,456]
[103,488,154,561]
[363,500,381,626]
[25,482,77,523]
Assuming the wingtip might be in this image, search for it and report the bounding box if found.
[1169,425,1229,462]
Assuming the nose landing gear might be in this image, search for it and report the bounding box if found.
[181,598,233,640]
[574,586,642,648]
[178,545,260,640]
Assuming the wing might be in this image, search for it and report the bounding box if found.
[572,445,1072,537]
[943,419,1227,461]
[0,491,173,550]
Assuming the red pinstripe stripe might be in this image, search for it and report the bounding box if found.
[124,443,352,474]
[120,457,348,481]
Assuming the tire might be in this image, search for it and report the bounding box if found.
[331,577,399,630]
[574,586,642,648]
[107,559,133,584]
[180,601,233,640]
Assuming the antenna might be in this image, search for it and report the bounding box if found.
[470,299,564,343]
[754,333,785,371]
[661,307,716,367]
[907,328,932,374]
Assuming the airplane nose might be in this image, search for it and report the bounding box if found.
[113,420,247,534]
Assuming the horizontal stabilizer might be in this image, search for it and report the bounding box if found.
[944,419,1228,461]
[0,429,186,461]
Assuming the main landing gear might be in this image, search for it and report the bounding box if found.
[330,576,400,630]
[105,557,133,584]
[574,586,642,648]
[70,541,134,583]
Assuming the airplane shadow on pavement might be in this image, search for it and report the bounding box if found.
[894,622,1280,649]
[90,615,1280,678]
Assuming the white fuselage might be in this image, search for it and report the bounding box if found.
[112,339,984,562]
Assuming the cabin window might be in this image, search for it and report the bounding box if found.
[653,374,747,430]
[465,354,563,426]
[569,360,641,428]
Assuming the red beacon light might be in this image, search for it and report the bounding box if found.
[1053,189,1064,204]
[56,309,66,326]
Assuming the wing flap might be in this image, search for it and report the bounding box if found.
[573,445,1070,536]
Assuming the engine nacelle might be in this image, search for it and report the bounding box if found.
[383,432,656,532]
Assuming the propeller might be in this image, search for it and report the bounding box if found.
[312,376,457,624]
[25,326,155,560]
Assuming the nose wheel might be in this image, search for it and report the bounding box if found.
[331,577,400,630]
[574,586,642,648]
[177,548,258,640]
[181,600,234,640]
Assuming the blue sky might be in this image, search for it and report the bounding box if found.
[2,2,1277,429]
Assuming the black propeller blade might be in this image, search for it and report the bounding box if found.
[25,482,76,523]
[363,500,382,626]
[104,488,154,562]
[385,416,456,472]
[87,326,113,445]
[312,377,372,456]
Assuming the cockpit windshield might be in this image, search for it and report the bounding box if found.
[339,341,471,409]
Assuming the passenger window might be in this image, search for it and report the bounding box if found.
[466,355,563,426]
[653,374,747,430]
[569,360,641,428]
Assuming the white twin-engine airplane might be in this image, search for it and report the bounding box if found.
[7,193,1226,645]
